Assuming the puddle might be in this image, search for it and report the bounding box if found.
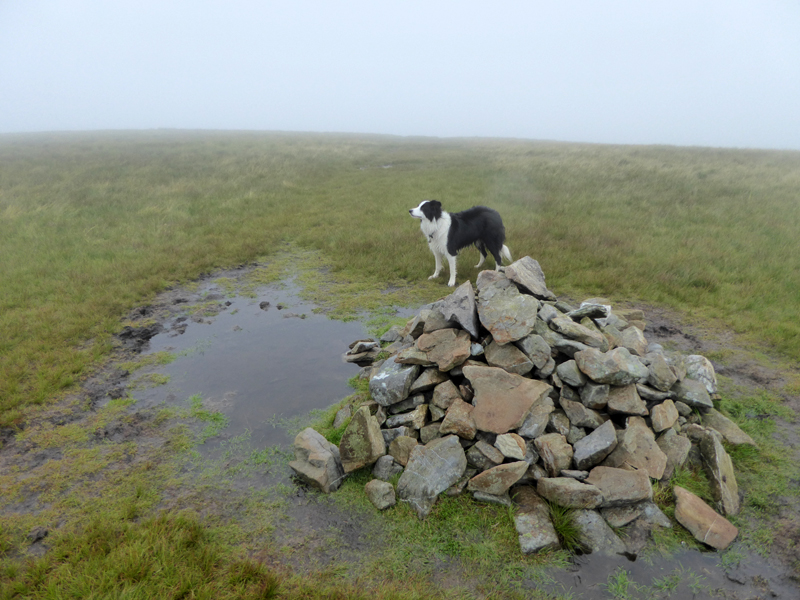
[129,278,367,449]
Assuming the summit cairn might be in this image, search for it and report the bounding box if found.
[293,257,750,555]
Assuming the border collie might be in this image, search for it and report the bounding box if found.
[409,200,512,287]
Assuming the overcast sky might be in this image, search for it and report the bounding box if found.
[1,1,799,149]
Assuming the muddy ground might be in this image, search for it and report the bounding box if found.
[2,263,799,599]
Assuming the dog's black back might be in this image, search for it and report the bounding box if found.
[447,205,506,260]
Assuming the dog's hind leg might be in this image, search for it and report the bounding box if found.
[474,241,487,268]
[489,244,512,271]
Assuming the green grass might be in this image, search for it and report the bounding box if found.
[2,131,800,599]
[2,131,800,425]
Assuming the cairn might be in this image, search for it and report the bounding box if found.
[291,257,755,555]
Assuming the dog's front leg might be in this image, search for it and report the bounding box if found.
[428,248,443,280]
[446,255,457,287]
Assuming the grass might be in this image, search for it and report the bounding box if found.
[2,131,800,598]
[2,131,800,425]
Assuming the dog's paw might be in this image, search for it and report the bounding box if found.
[428,274,440,280]
[447,281,456,287]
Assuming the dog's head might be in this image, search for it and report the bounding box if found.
[409,200,442,222]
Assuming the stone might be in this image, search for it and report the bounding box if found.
[384,404,428,430]
[559,397,605,429]
[339,406,387,473]
[438,281,481,338]
[552,339,592,358]
[702,408,756,447]
[535,433,574,477]
[573,420,618,470]
[574,347,649,386]
[380,325,403,343]
[394,346,436,366]
[419,422,443,444]
[381,426,412,446]
[585,466,653,507]
[388,435,419,467]
[289,428,346,493]
[365,479,396,510]
[547,410,571,436]
[685,354,718,397]
[416,328,472,371]
[503,256,557,300]
[568,302,610,320]
[556,360,588,388]
[397,435,468,519]
[601,504,643,528]
[477,277,540,344]
[472,491,512,506]
[538,303,560,324]
[550,316,607,349]
[640,501,672,528]
[369,361,421,407]
[606,384,649,416]
[567,425,586,445]
[602,417,668,480]
[429,404,445,422]
[651,400,679,432]
[484,340,533,375]
[671,378,713,410]
[466,440,505,471]
[673,486,738,550]
[647,353,678,392]
[409,367,450,394]
[494,433,527,460]
[656,429,692,481]
[513,487,560,554]
[699,432,740,515]
[464,365,552,434]
[636,384,674,402]
[333,405,352,429]
[581,382,610,410]
[388,393,425,415]
[619,326,648,356]
[561,469,589,481]
[372,455,404,481]
[440,398,477,440]
[537,477,604,509]
[431,379,462,410]
[514,334,552,370]
[573,509,627,556]
[422,307,458,333]
[401,312,427,339]
[445,469,476,497]
[467,461,529,495]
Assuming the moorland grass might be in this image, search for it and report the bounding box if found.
[2,131,800,598]
[2,131,800,425]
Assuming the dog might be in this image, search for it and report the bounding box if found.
[409,199,512,287]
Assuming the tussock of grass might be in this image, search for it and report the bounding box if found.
[0,513,281,600]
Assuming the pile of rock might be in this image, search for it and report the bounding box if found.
[290,257,755,555]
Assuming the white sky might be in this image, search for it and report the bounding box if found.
[1,1,799,149]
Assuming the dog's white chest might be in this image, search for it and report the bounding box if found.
[420,212,451,253]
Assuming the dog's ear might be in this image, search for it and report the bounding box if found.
[421,200,442,221]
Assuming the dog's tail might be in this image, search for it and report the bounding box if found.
[501,245,512,264]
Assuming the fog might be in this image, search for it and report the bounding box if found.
[1,1,799,149]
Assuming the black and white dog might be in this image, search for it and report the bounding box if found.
[409,200,512,287]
